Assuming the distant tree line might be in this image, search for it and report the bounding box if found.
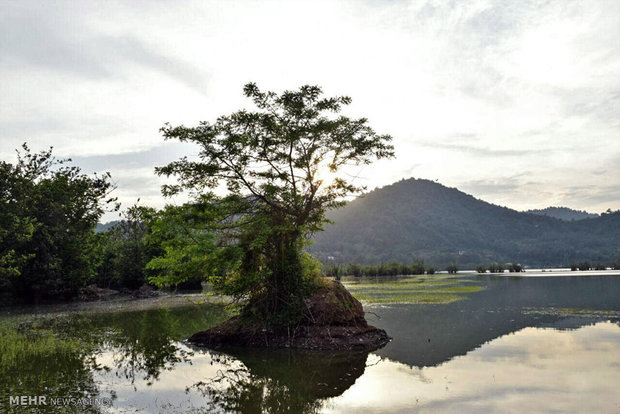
[475,263,524,273]
[324,261,436,279]
[324,261,531,277]
[569,262,609,271]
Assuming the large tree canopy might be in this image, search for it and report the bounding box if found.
[156,83,394,321]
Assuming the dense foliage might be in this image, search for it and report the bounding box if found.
[145,200,245,291]
[0,145,117,300]
[310,178,620,268]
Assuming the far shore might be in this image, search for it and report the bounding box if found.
[470,269,620,277]
[340,268,620,277]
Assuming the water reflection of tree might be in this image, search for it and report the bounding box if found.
[2,304,229,412]
[189,349,370,413]
[107,310,191,384]
[84,305,228,384]
[0,324,103,413]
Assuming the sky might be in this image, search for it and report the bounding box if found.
[1,0,619,221]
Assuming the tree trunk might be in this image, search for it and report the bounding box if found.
[267,229,303,317]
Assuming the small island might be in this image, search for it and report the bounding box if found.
[152,83,394,349]
[188,279,390,350]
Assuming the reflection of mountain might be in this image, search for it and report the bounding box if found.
[369,275,620,368]
[327,321,620,414]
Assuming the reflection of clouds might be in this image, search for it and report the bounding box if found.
[85,322,620,412]
[93,343,245,412]
[326,322,620,414]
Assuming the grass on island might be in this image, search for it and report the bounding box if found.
[342,275,485,305]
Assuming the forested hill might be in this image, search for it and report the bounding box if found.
[95,221,120,233]
[525,207,598,221]
[309,178,620,268]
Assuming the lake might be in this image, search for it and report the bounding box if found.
[1,273,619,413]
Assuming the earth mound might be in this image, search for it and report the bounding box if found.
[188,280,390,351]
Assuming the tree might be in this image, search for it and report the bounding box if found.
[326,264,342,281]
[145,201,242,290]
[410,260,425,275]
[488,263,504,273]
[577,261,591,271]
[95,206,163,289]
[346,263,362,277]
[156,83,394,321]
[0,144,117,300]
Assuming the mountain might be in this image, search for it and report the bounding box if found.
[95,221,120,233]
[309,178,620,268]
[526,207,598,221]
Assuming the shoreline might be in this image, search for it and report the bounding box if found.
[0,292,228,320]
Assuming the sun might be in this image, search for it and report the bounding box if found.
[315,160,338,188]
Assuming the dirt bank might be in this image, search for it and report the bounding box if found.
[188,280,390,351]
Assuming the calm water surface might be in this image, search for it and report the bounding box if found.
[1,274,619,413]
